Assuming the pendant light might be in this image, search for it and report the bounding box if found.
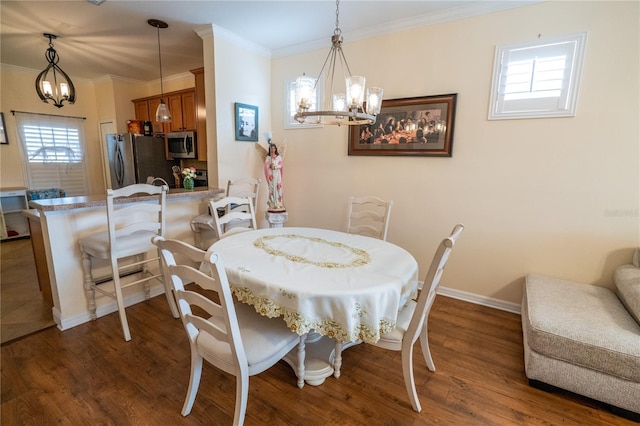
[35,33,76,108]
[293,0,383,126]
[148,19,171,123]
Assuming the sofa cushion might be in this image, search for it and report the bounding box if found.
[524,274,640,382]
[615,263,640,324]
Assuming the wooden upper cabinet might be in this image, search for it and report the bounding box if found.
[134,100,150,122]
[180,91,196,131]
[168,94,184,132]
[190,67,207,161]
[167,91,196,132]
[132,88,196,134]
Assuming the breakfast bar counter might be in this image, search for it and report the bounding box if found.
[27,187,223,331]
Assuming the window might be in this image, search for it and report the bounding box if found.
[284,79,323,129]
[14,112,88,196]
[488,33,587,120]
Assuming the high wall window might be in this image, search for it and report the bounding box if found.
[284,79,323,129]
[488,33,587,120]
[14,112,88,196]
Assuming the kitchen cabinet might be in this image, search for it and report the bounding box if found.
[24,209,53,307]
[0,187,29,240]
[190,67,208,161]
[132,88,196,135]
[167,91,196,132]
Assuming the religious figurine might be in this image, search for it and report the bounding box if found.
[255,132,287,212]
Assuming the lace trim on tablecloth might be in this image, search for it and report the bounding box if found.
[231,285,396,344]
[253,234,371,268]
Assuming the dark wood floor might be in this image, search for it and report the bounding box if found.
[0,238,55,345]
[2,288,634,425]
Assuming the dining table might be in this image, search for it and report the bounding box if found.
[208,226,419,386]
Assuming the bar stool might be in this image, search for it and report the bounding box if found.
[78,183,179,341]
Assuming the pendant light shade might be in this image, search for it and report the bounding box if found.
[148,19,171,123]
[155,101,171,122]
[35,33,76,108]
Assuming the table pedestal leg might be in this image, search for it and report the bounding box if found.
[282,331,360,386]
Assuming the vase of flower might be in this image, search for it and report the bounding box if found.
[182,167,196,191]
[183,177,194,191]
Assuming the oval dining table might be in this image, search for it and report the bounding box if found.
[208,226,419,386]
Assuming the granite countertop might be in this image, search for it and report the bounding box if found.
[29,187,224,212]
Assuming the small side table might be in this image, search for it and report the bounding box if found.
[265,211,288,228]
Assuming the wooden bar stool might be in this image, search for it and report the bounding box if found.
[78,183,179,341]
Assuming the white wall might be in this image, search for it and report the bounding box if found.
[211,29,273,227]
[268,1,639,304]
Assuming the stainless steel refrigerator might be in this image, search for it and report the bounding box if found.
[105,133,179,189]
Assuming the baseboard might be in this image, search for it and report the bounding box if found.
[436,285,521,315]
[55,285,168,331]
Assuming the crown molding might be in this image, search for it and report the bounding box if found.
[272,1,541,58]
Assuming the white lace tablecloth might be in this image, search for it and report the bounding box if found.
[208,227,419,344]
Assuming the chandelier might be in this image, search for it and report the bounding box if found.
[293,0,383,126]
[35,34,76,108]
[148,19,171,123]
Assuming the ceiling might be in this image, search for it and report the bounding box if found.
[1,0,536,82]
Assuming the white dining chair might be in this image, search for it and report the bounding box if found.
[190,178,261,249]
[210,196,257,239]
[78,183,179,342]
[346,195,393,241]
[153,236,304,424]
[370,223,464,412]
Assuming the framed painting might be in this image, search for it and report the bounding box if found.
[0,112,7,144]
[348,94,457,157]
[235,102,259,141]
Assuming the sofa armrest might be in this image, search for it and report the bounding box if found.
[615,263,640,325]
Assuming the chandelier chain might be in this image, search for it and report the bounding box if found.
[334,0,340,34]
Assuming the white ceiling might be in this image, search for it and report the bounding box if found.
[1,0,537,82]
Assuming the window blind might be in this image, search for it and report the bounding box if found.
[14,112,88,196]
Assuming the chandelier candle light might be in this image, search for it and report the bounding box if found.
[148,19,171,123]
[294,0,383,126]
[35,33,76,108]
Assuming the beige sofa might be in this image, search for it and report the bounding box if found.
[521,250,640,421]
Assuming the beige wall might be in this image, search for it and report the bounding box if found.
[269,1,639,305]
[211,29,272,227]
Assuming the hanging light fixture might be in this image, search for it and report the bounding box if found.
[148,19,171,123]
[35,33,76,108]
[293,0,383,126]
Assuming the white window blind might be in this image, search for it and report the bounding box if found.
[489,33,587,120]
[14,112,88,196]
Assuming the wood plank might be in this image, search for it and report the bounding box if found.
[1,292,636,425]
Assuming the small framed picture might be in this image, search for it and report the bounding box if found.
[0,112,8,145]
[235,103,259,141]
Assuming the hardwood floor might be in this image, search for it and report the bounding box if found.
[0,238,55,345]
[1,290,635,424]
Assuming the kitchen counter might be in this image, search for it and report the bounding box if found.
[29,186,221,212]
[28,186,224,332]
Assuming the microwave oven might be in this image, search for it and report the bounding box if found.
[167,131,196,159]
